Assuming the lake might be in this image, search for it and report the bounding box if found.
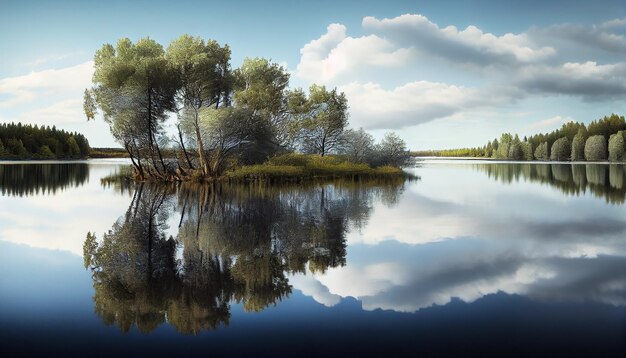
[1,159,626,357]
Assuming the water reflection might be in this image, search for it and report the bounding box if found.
[0,163,89,197]
[475,163,626,204]
[84,179,405,334]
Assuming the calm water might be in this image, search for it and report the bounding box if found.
[1,159,626,357]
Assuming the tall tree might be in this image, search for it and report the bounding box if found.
[300,85,348,156]
[166,35,233,175]
[86,37,179,179]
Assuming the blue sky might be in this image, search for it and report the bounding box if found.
[1,0,625,149]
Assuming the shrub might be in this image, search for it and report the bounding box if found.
[584,135,607,161]
[571,132,586,161]
[608,131,625,162]
[534,142,548,160]
[520,142,533,161]
[550,137,571,161]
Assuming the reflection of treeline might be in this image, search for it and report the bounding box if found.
[84,179,404,334]
[419,113,626,162]
[0,122,90,159]
[0,163,89,197]
[475,163,626,204]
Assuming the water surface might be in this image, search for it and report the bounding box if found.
[1,159,626,357]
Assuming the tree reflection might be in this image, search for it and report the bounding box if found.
[475,163,626,204]
[84,178,405,334]
[0,163,89,197]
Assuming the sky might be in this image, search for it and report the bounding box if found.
[1,0,625,150]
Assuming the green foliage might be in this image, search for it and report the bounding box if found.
[521,142,533,161]
[373,132,414,167]
[550,137,571,161]
[571,128,587,161]
[508,141,523,160]
[584,135,607,161]
[225,154,407,183]
[587,113,626,139]
[0,122,90,159]
[608,131,626,162]
[534,142,548,160]
[39,145,55,158]
[299,85,349,156]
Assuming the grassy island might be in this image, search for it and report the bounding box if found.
[84,35,413,182]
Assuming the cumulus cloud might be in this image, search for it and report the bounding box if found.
[362,14,555,67]
[537,22,626,54]
[0,61,94,109]
[516,61,626,100]
[341,81,513,129]
[296,24,413,83]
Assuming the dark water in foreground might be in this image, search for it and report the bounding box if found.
[1,159,626,357]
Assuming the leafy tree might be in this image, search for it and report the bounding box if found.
[550,137,571,161]
[374,132,413,167]
[167,35,233,175]
[0,138,5,156]
[521,141,533,161]
[87,37,180,179]
[67,136,81,157]
[6,138,28,156]
[534,142,548,160]
[300,85,348,156]
[39,145,55,158]
[608,131,625,162]
[571,127,588,161]
[584,135,608,161]
[338,128,374,163]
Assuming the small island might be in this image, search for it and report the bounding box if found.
[83,35,413,183]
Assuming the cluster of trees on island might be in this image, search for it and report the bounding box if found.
[84,35,412,181]
[417,113,626,162]
[0,122,90,159]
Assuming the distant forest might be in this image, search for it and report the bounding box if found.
[0,122,90,159]
[415,113,626,162]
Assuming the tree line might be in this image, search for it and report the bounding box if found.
[417,113,626,162]
[84,35,412,181]
[0,122,90,159]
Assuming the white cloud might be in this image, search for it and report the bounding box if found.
[0,61,94,109]
[296,24,413,83]
[362,14,555,66]
[527,115,574,130]
[340,81,509,129]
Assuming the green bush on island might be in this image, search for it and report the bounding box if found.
[534,142,549,161]
[608,131,625,162]
[585,135,608,161]
[550,137,571,161]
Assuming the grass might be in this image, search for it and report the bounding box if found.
[224,153,411,183]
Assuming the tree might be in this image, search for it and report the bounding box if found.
[39,145,55,158]
[167,35,233,175]
[534,142,548,160]
[584,135,607,161]
[299,85,348,156]
[493,133,512,159]
[6,138,28,156]
[338,128,374,163]
[0,138,5,156]
[608,131,625,162]
[234,58,291,149]
[87,37,180,179]
[374,132,413,167]
[67,136,81,157]
[571,127,588,161]
[521,141,533,161]
[550,137,571,161]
